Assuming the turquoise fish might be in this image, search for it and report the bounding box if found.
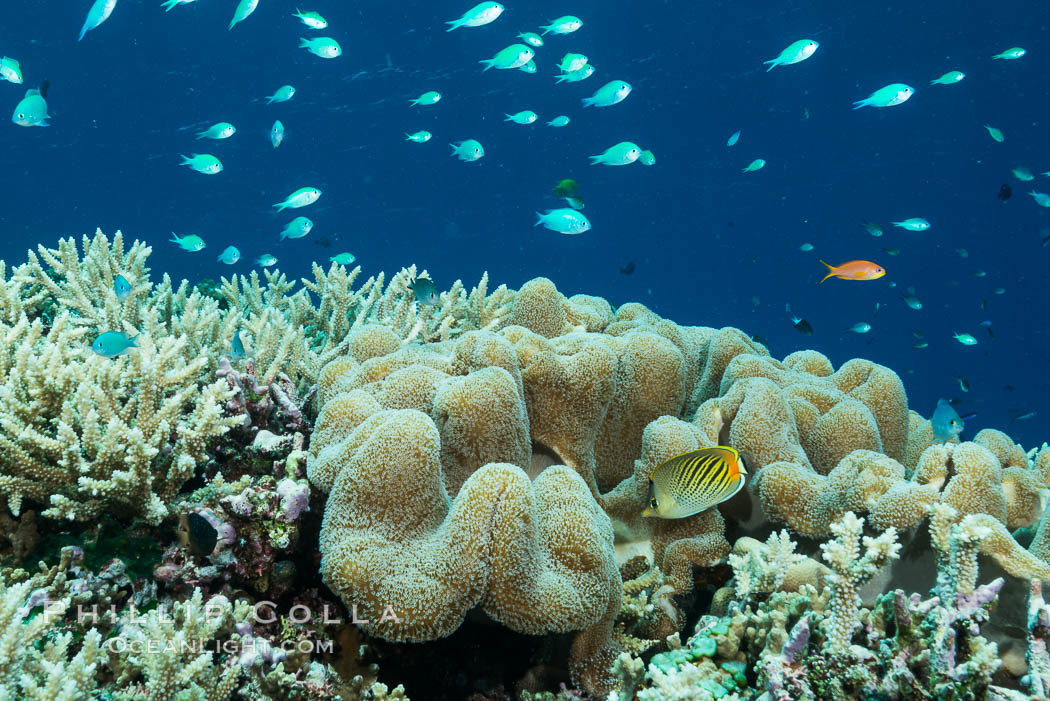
[479,44,533,71]
[293,9,327,29]
[992,47,1025,59]
[535,208,591,234]
[555,64,595,83]
[231,331,245,359]
[92,331,138,358]
[405,130,432,142]
[0,57,23,84]
[930,71,965,85]
[589,142,641,166]
[271,120,285,148]
[114,273,131,301]
[763,39,819,71]
[504,110,538,124]
[280,216,313,239]
[581,80,631,107]
[196,122,236,140]
[299,37,342,59]
[446,2,504,31]
[11,86,49,127]
[170,232,205,251]
[450,139,484,161]
[540,15,582,35]
[330,252,357,265]
[931,399,964,442]
[229,0,259,30]
[266,85,295,104]
[274,187,321,211]
[409,91,441,106]
[78,0,117,42]
[180,153,223,174]
[217,246,240,264]
[852,83,914,109]
[546,115,570,127]
[517,32,543,47]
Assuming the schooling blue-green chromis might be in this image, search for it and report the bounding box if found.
[280,216,313,239]
[931,399,964,442]
[78,0,117,41]
[450,140,485,162]
[217,246,240,264]
[299,37,342,59]
[273,187,321,211]
[196,122,236,140]
[92,331,138,358]
[504,110,538,124]
[581,81,631,107]
[265,85,295,104]
[540,15,583,35]
[409,91,441,106]
[180,153,223,175]
[852,83,914,109]
[12,85,50,127]
[330,253,356,265]
[409,276,440,305]
[479,45,534,71]
[589,142,641,166]
[229,0,259,30]
[170,232,206,251]
[271,120,285,148]
[642,446,747,519]
[763,39,819,71]
[405,130,432,142]
[535,209,591,234]
[114,274,131,301]
[231,331,244,360]
[293,9,328,29]
[0,56,23,84]
[445,2,504,32]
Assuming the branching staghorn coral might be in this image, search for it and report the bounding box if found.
[820,511,901,654]
[0,230,512,522]
[0,310,239,523]
[620,512,1011,700]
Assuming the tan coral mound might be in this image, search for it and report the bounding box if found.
[307,273,1050,693]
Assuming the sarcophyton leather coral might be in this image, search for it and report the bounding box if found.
[309,278,771,694]
[307,274,1050,694]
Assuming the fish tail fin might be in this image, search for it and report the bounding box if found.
[128,333,140,348]
[445,19,462,32]
[539,25,551,35]
[534,212,544,227]
[179,155,191,165]
[503,114,512,121]
[851,99,867,110]
[273,202,287,211]
[77,25,88,42]
[588,155,603,165]
[169,233,180,243]
[763,59,777,72]
[818,260,835,284]
[298,37,309,47]
[580,97,594,107]
[162,0,178,10]
[554,74,568,84]
[478,59,493,71]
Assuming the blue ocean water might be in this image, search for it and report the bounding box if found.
[1,0,1046,446]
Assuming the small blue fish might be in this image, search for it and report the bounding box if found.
[92,330,138,358]
[78,0,118,42]
[271,120,285,149]
[217,246,240,264]
[931,398,964,442]
[114,273,131,301]
[231,331,244,360]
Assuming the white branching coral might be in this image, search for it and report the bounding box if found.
[728,530,808,601]
[0,230,514,522]
[0,310,239,523]
[819,511,901,652]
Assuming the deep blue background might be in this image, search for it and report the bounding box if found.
[1,0,1047,446]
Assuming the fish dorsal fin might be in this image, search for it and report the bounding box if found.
[26,88,39,97]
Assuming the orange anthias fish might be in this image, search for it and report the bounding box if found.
[819,259,886,283]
